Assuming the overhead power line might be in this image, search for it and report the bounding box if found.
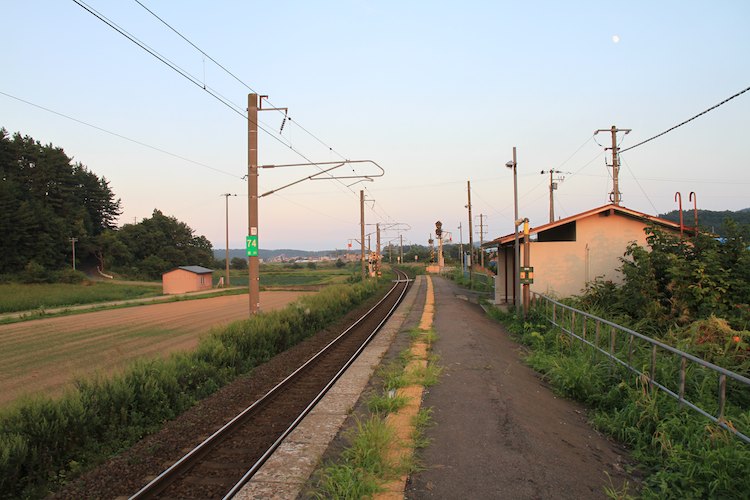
[131,0,400,220]
[620,85,750,153]
[132,1,352,166]
[73,1,364,199]
[0,90,242,178]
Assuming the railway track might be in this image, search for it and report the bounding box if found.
[129,269,411,500]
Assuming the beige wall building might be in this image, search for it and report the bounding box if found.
[162,266,214,295]
[487,204,686,303]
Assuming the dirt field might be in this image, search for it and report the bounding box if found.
[0,292,309,406]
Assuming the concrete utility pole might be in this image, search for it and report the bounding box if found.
[506,147,521,316]
[540,170,565,223]
[360,190,366,281]
[69,237,77,270]
[458,222,464,273]
[376,223,381,275]
[247,93,260,315]
[523,218,531,316]
[595,125,631,206]
[475,214,487,268]
[467,181,474,284]
[399,234,403,264]
[221,193,236,287]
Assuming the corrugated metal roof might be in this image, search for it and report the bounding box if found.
[177,265,214,274]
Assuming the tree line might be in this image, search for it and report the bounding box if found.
[0,129,212,280]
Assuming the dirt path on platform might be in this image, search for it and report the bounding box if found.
[407,277,636,499]
[0,292,309,406]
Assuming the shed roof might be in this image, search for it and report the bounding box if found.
[174,265,214,275]
[484,203,687,248]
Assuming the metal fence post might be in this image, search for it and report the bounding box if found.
[679,356,687,406]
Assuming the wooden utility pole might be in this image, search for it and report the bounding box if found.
[247,93,260,315]
[69,237,77,270]
[360,190,366,281]
[467,180,473,283]
[596,125,630,206]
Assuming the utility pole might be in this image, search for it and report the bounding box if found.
[247,93,260,315]
[360,190,366,281]
[467,181,473,284]
[221,193,236,287]
[540,170,566,223]
[595,125,631,205]
[69,237,77,270]
[506,147,521,316]
[523,218,531,316]
[458,222,464,273]
[399,234,403,264]
[376,222,381,276]
[475,214,487,268]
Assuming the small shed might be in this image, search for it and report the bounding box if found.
[485,204,688,303]
[162,266,214,295]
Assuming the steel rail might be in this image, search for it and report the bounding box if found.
[129,269,410,499]
[224,269,410,498]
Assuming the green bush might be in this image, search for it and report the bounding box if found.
[20,261,50,284]
[495,307,750,499]
[0,279,382,499]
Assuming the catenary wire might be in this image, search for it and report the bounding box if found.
[73,0,361,200]
[132,0,403,225]
[620,85,750,153]
[134,0,352,164]
[0,90,242,179]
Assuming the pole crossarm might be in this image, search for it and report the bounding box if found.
[257,160,384,198]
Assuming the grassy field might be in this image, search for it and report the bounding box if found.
[216,262,356,288]
[0,282,162,314]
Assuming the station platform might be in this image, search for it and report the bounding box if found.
[238,275,633,499]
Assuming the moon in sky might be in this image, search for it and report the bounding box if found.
[612,35,621,43]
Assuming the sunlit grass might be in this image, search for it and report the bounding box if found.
[0,282,161,314]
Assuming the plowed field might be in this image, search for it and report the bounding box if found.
[0,292,309,406]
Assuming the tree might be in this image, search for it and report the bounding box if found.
[0,129,121,273]
[109,209,213,279]
[230,257,247,270]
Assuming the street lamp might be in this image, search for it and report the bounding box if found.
[505,147,521,316]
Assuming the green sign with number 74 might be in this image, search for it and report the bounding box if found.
[246,235,259,257]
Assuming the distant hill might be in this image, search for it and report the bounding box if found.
[213,248,355,261]
[659,208,750,236]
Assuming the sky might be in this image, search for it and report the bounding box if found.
[2,1,749,251]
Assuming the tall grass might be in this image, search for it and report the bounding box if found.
[0,279,382,499]
[494,307,750,499]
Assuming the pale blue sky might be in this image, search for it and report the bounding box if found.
[3,1,749,250]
